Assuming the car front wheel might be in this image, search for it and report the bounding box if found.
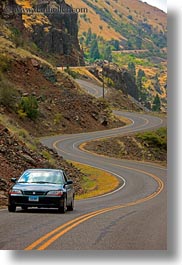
[58,197,67,213]
[8,205,16,212]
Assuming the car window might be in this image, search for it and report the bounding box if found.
[18,171,64,184]
[62,172,68,183]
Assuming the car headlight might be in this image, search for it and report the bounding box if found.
[9,189,22,195]
[46,191,63,196]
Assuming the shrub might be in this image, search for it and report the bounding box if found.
[64,67,78,79]
[41,150,56,166]
[18,96,39,121]
[17,109,27,119]
[136,128,167,150]
[127,15,133,20]
[0,78,18,109]
[10,28,24,48]
[39,65,57,83]
[54,113,62,125]
[0,54,11,73]
[105,77,114,87]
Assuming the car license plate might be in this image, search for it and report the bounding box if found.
[28,196,39,202]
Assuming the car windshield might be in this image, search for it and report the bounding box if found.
[18,170,64,184]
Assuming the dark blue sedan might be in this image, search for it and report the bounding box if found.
[8,169,74,213]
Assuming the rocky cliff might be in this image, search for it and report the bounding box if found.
[103,65,138,99]
[89,64,138,100]
[0,0,84,66]
[0,0,16,17]
[31,0,84,66]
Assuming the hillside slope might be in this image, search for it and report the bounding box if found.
[0,36,125,137]
[84,127,167,165]
[1,0,84,66]
[66,0,167,49]
[65,0,167,111]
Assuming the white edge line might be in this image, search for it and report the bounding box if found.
[74,161,126,201]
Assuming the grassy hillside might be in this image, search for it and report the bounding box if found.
[84,127,167,165]
[67,0,167,47]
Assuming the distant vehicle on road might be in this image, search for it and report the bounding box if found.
[8,169,74,213]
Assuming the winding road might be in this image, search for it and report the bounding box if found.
[0,81,167,250]
[76,79,105,98]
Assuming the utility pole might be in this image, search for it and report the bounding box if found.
[102,64,105,98]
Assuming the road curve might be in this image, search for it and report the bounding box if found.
[0,112,167,250]
[37,111,167,250]
[76,79,105,98]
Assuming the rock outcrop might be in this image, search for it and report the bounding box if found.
[89,64,138,100]
[103,65,138,99]
[0,0,84,66]
[30,0,84,66]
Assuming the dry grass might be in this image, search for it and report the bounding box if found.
[0,36,56,72]
[16,0,32,8]
[70,67,102,84]
[114,114,132,125]
[71,161,120,200]
[16,0,166,41]
[66,0,166,41]
[16,1,51,32]
[22,13,51,32]
[66,0,122,41]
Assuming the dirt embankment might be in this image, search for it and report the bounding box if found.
[2,58,125,137]
[84,128,167,165]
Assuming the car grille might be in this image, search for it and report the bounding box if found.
[23,191,46,195]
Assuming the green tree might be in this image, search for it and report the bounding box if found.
[89,39,100,61]
[137,69,145,79]
[85,28,92,46]
[103,45,112,62]
[136,35,142,49]
[137,69,145,92]
[152,94,161,112]
[137,69,146,102]
[127,40,133,50]
[109,39,120,51]
[153,73,161,94]
[128,62,136,81]
[10,28,24,48]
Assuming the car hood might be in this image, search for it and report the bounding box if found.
[13,183,64,192]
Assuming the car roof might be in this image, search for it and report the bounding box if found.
[24,169,64,173]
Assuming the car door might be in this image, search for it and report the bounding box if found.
[63,172,72,204]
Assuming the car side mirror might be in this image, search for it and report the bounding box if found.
[66,180,73,185]
[11,178,17,183]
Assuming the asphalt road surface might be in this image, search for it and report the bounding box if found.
[76,79,105,98]
[0,110,167,250]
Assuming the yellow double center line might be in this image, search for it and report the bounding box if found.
[26,115,165,250]
[24,166,164,250]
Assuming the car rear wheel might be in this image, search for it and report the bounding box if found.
[58,197,67,213]
[8,205,16,212]
[67,196,74,211]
